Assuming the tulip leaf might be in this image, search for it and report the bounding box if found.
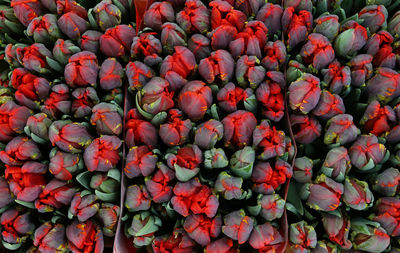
[287,181,304,216]
[135,92,153,120]
[95,190,118,202]
[15,200,35,209]
[135,216,161,237]
[230,164,253,179]
[286,202,302,218]
[151,112,167,126]
[2,241,21,250]
[247,204,261,216]
[46,57,63,72]
[76,171,92,190]
[88,9,99,30]
[210,104,220,120]
[68,209,74,220]
[174,164,199,182]
[30,133,47,144]
[107,169,121,182]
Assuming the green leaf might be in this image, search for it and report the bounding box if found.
[15,200,35,209]
[107,169,121,182]
[2,241,21,250]
[95,190,118,202]
[287,181,304,216]
[175,164,199,182]
[135,216,161,237]
[76,171,92,190]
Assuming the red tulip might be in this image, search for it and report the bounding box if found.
[49,148,83,181]
[57,12,88,40]
[131,33,162,66]
[100,25,136,57]
[0,136,42,166]
[222,110,257,148]
[125,109,158,148]
[322,210,352,249]
[183,214,221,246]
[84,135,121,172]
[256,3,283,35]
[262,40,286,71]
[256,74,285,122]
[0,101,30,142]
[290,114,321,144]
[153,228,195,253]
[282,7,313,49]
[125,184,151,212]
[159,109,192,146]
[71,87,99,118]
[16,43,52,74]
[10,0,43,27]
[209,25,237,50]
[365,31,396,68]
[188,34,211,62]
[289,74,321,114]
[160,46,196,80]
[360,100,396,136]
[139,77,175,116]
[359,4,388,34]
[321,60,351,94]
[143,1,175,31]
[367,67,400,104]
[324,114,360,146]
[166,145,203,181]
[249,222,284,250]
[35,179,76,212]
[145,162,175,203]
[312,90,345,120]
[79,30,103,53]
[217,82,253,113]
[222,210,253,244]
[33,222,67,252]
[209,0,246,31]
[90,102,122,136]
[99,58,124,90]
[251,160,292,194]
[124,145,157,178]
[177,81,212,121]
[1,208,34,244]
[199,49,234,84]
[348,54,373,88]
[49,120,92,153]
[301,33,335,70]
[126,61,154,91]
[160,22,187,55]
[66,220,104,253]
[41,83,71,119]
[64,51,99,88]
[176,0,210,33]
[253,121,286,160]
[334,21,368,58]
[56,0,87,18]
[235,55,266,88]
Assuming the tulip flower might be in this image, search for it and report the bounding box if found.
[166,144,202,181]
[176,0,209,34]
[348,54,373,87]
[177,81,212,121]
[52,39,81,65]
[349,134,388,171]
[0,136,42,166]
[282,7,313,49]
[235,55,266,88]
[188,34,211,62]
[99,58,124,90]
[372,197,400,236]
[251,160,292,194]
[67,220,104,253]
[293,157,313,183]
[0,6,24,34]
[334,21,368,58]
[312,91,345,120]
[199,49,234,84]
[57,12,88,40]
[10,0,43,26]
[79,30,103,53]
[69,193,99,222]
[5,161,46,202]
[324,114,360,146]
[41,83,71,119]
[183,214,221,246]
[91,0,121,31]
[56,0,87,17]
[256,3,282,35]
[291,114,321,144]
[301,174,344,211]
[367,67,400,104]
[194,119,223,149]
[313,14,339,41]
[256,78,285,122]
[359,5,388,34]
[90,102,122,135]
[226,0,263,17]
[159,109,191,147]
[126,61,154,91]
[215,172,243,200]
[131,33,162,66]
[217,83,254,113]
[321,146,351,182]
[0,101,30,142]
[124,146,157,178]
[205,237,238,253]
[360,100,396,136]
[301,33,335,70]
[222,110,257,148]
[373,168,400,196]
[321,60,351,95]
[0,177,13,209]
[153,228,196,253]
[259,194,285,221]
[1,208,34,246]
[98,203,120,236]
[33,222,67,252]
[160,22,187,55]
[125,184,151,212]
[204,148,229,169]
[222,210,253,244]
[49,148,83,181]
[127,212,161,247]
[64,51,99,88]
[364,31,396,68]
[143,1,175,31]
[209,24,237,50]
[35,179,75,212]
[350,218,390,253]
[26,14,62,45]
[100,25,135,57]
[145,162,175,203]
[210,0,246,31]
[49,120,92,153]
[125,108,158,148]
[289,74,321,114]
[343,177,373,210]
[249,222,284,250]
[253,121,286,161]
[5,44,24,68]
[84,135,121,172]
[321,210,352,249]
[262,40,286,71]
[289,221,317,251]
[71,87,99,118]
[16,43,52,74]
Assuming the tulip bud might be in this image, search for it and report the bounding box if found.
[98,203,120,236]
[57,12,88,40]
[204,148,229,169]
[349,134,388,171]
[215,172,243,200]
[56,0,87,17]
[256,77,285,122]
[359,5,388,34]
[131,33,162,66]
[236,55,266,88]
[125,146,157,178]
[372,197,400,237]
[26,14,62,45]
[289,221,317,251]
[90,172,119,197]
[0,6,24,34]
[143,1,175,31]
[301,33,335,70]
[334,21,368,58]
[313,15,339,41]
[312,91,345,120]
[153,228,196,253]
[321,61,351,95]
[35,179,75,212]
[205,237,238,253]
[125,109,158,148]
[16,43,52,74]
[372,168,400,196]
[252,160,292,194]
[79,30,103,53]
[0,101,30,142]
[71,87,99,118]
[367,67,400,104]
[145,162,175,203]
[176,0,210,34]
[100,25,135,57]
[160,22,187,55]
[84,135,121,172]
[167,144,202,181]
[320,147,351,182]
[65,51,99,88]
[360,100,396,137]
[194,119,223,149]
[365,31,396,68]
[33,222,67,252]
[222,210,253,244]
[41,83,71,119]
[282,8,313,49]
[67,220,104,253]
[348,54,373,88]
[91,0,121,31]
[253,121,286,161]
[160,109,191,147]
[49,120,92,153]
[259,194,285,221]
[128,211,161,247]
[90,102,122,135]
[0,177,13,208]
[350,218,390,253]
[291,114,321,144]
[49,148,83,181]
[188,34,211,62]
[389,10,400,38]
[209,24,237,50]
[177,81,212,121]
[217,82,254,113]
[95,58,122,91]
[256,3,282,35]
[0,208,35,246]
[126,61,154,91]
[321,210,351,249]
[249,222,284,250]
[199,49,234,84]
[262,40,286,71]
[183,214,221,246]
[343,177,374,210]
[289,74,321,114]
[52,39,81,66]
[324,114,360,146]
[69,193,99,222]
[293,157,313,183]
[286,60,306,83]
[222,110,257,148]
[230,146,255,179]
[10,0,43,27]
[0,136,42,166]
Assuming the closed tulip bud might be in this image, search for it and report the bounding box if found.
[252,160,292,194]
[215,172,243,200]
[359,5,388,34]
[194,119,223,149]
[371,168,400,197]
[49,120,92,153]
[360,100,396,136]
[125,184,151,212]
[167,145,202,181]
[160,109,191,147]
[100,24,135,57]
[217,83,253,113]
[236,56,265,88]
[349,134,388,171]
[5,44,23,68]
[282,8,313,50]
[228,0,263,17]
[259,194,285,221]
[97,203,120,236]
[79,30,103,53]
[365,31,396,68]
[57,12,88,40]
[52,39,81,65]
[138,77,174,117]
[342,177,374,210]
[26,14,61,45]
[49,148,83,181]
[153,228,196,253]
[289,74,321,114]
[6,161,46,202]
[222,210,253,244]
[262,40,286,71]
[33,222,67,252]
[41,83,71,119]
[293,157,313,183]
[35,179,76,212]
[199,49,234,84]
[291,114,321,144]
[0,101,30,142]
[321,147,351,182]
[177,0,209,34]
[253,121,286,161]
[256,3,282,35]
[69,193,99,222]
[321,210,351,249]
[334,21,368,58]
[348,54,373,88]
[209,25,237,50]
[184,214,221,246]
[125,146,157,178]
[92,0,121,31]
[205,237,238,253]
[90,102,122,135]
[145,162,175,203]
[367,67,400,104]
[350,218,390,253]
[289,221,317,251]
[90,172,119,194]
[128,211,161,247]
[188,34,211,62]
[389,10,400,38]
[67,220,104,253]
[302,174,344,211]
[256,78,285,122]
[249,222,284,250]
[314,15,339,41]
[143,1,175,31]
[1,208,35,245]
[0,6,24,34]
[177,81,212,121]
[372,197,400,236]
[312,91,345,120]
[84,135,121,172]
[222,110,257,148]
[131,33,162,66]
[210,0,245,31]
[0,136,42,165]
[301,33,335,70]
[56,0,87,18]
[71,87,99,118]
[16,43,52,74]
[230,146,255,179]
[204,148,229,169]
[125,109,158,148]
[321,61,351,95]
[65,51,99,88]
[10,0,43,27]
[324,114,360,146]
[161,22,187,55]
[160,46,196,80]
[0,177,13,208]
[126,61,154,91]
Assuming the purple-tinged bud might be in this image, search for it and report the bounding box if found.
[160,46,196,80]
[125,109,158,148]
[125,146,157,178]
[209,0,245,31]
[321,146,351,182]
[10,0,43,27]
[205,237,238,253]
[176,0,210,34]
[367,67,400,104]
[222,110,257,148]
[372,197,400,237]
[256,75,285,122]
[125,184,151,212]
[282,8,313,50]
[98,203,120,236]
[53,39,81,65]
[184,214,221,246]
[301,33,335,70]
[5,44,23,68]
[313,15,339,41]
[350,218,390,253]
[188,34,211,62]
[389,10,400,38]
[126,61,154,91]
[41,83,71,119]
[56,0,88,18]
[343,177,373,210]
[364,31,396,68]
[143,1,175,31]
[92,0,121,31]
[0,101,30,142]
[26,14,61,44]
[226,0,263,17]
[359,5,388,34]
[49,148,83,181]
[360,100,396,136]
[0,177,13,208]
[69,193,99,222]
[153,228,196,253]
[253,121,286,161]
[0,208,35,246]
[199,49,234,84]
[349,134,388,171]
[159,109,191,147]
[236,55,266,88]
[256,3,282,35]
[177,81,212,121]
[249,222,283,250]
[321,210,351,249]
[291,114,321,144]
[57,12,88,40]
[373,168,400,197]
[209,25,237,50]
[49,120,92,153]
[222,210,253,244]
[252,160,292,194]
[71,87,99,118]
[79,30,103,53]
[259,194,285,221]
[128,212,161,247]
[90,102,122,135]
[262,40,286,71]
[289,221,317,251]
[65,51,99,88]
[100,25,135,57]
[204,148,229,169]
[167,145,202,181]
[289,74,321,114]
[33,222,67,252]
[215,172,243,200]
[293,157,313,183]
[324,114,360,146]
[16,43,52,74]
[35,179,76,212]
[334,21,368,58]
[348,54,373,88]
[217,82,254,113]
[98,58,124,90]
[160,22,187,55]
[312,91,345,120]
[84,135,121,172]
[194,119,223,149]
[67,220,104,253]
[131,33,162,66]
[145,162,175,203]
[0,136,42,166]
[321,60,351,95]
